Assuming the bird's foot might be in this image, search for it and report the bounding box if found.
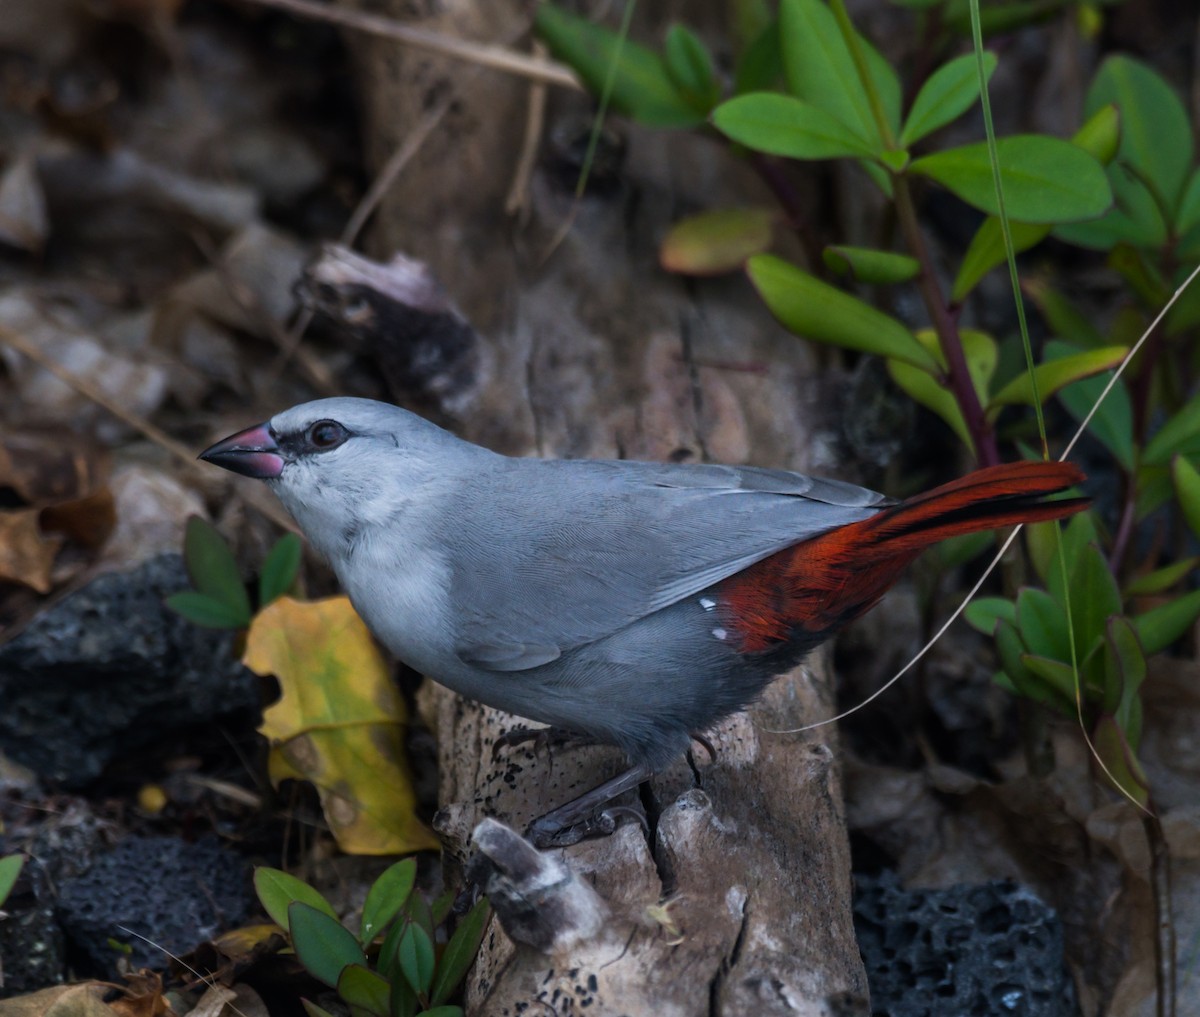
[491,725,594,764]
[524,763,653,848]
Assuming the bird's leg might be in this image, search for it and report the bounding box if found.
[526,762,654,848]
[491,725,597,763]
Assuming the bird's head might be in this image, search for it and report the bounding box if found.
[200,397,472,556]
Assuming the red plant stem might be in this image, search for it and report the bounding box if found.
[893,176,1000,466]
[749,152,825,272]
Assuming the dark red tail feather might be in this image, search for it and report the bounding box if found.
[718,460,1089,653]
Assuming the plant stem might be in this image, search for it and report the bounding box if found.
[749,153,825,271]
[893,177,1000,466]
[1144,812,1176,1017]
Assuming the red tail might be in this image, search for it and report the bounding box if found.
[719,461,1089,653]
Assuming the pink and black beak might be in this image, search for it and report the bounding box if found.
[199,423,285,480]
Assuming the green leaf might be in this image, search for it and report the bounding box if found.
[1087,55,1193,215]
[994,619,1068,711]
[663,24,719,112]
[951,219,1049,303]
[747,255,938,370]
[1144,392,1200,465]
[1020,653,1082,706]
[1176,168,1200,236]
[1026,281,1105,347]
[419,1008,464,1017]
[1068,544,1122,658]
[390,975,419,1017]
[822,245,920,283]
[360,859,417,946]
[255,867,338,933]
[734,20,783,95]
[1016,586,1071,661]
[533,6,702,129]
[338,965,392,1017]
[1102,616,1146,721]
[1172,456,1200,540]
[182,516,252,624]
[302,1002,338,1017]
[910,136,1112,223]
[290,901,368,989]
[165,591,250,629]
[430,899,491,1005]
[713,93,878,160]
[1054,167,1168,250]
[1072,103,1121,166]
[660,207,774,276]
[1126,557,1199,597]
[1043,511,1100,608]
[964,596,1016,634]
[0,854,23,907]
[1093,715,1150,807]
[1134,589,1200,655]
[778,0,899,149]
[260,533,302,608]
[988,346,1128,409]
[900,52,996,148]
[398,922,436,997]
[1051,342,1135,472]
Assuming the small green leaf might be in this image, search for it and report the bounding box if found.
[1026,281,1105,348]
[1068,544,1122,658]
[951,219,1049,303]
[779,0,900,148]
[254,868,338,933]
[1016,587,1070,661]
[1087,55,1193,214]
[430,900,491,1006]
[398,922,436,998]
[1103,616,1146,721]
[1176,168,1200,236]
[165,591,250,629]
[900,52,997,147]
[182,516,252,624]
[822,245,920,283]
[534,6,702,129]
[1144,392,1200,465]
[290,901,368,989]
[1050,341,1135,472]
[713,93,878,160]
[747,255,938,370]
[994,619,1068,711]
[664,24,719,112]
[260,533,302,607]
[0,855,23,907]
[302,1000,339,1017]
[360,859,417,946]
[1020,653,1081,705]
[338,965,392,1017]
[964,597,1016,634]
[734,20,782,95]
[910,136,1112,223]
[1093,715,1150,807]
[1172,456,1200,540]
[988,346,1128,409]
[1126,557,1199,597]
[1134,588,1200,655]
[390,974,420,1017]
[660,207,774,276]
[888,358,973,451]
[1072,103,1121,166]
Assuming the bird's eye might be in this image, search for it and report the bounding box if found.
[306,420,348,450]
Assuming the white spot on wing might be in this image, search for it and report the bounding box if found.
[699,597,716,611]
[712,627,727,641]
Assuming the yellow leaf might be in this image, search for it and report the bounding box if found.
[244,596,437,854]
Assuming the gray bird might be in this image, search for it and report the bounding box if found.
[201,397,1087,843]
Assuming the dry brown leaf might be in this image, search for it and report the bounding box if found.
[0,510,62,592]
[109,971,171,1017]
[0,983,116,1017]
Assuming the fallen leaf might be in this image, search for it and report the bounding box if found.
[244,596,437,854]
[0,984,116,1017]
[109,972,170,1017]
[0,510,62,592]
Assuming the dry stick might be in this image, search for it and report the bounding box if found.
[0,322,296,533]
[507,42,550,218]
[226,0,582,90]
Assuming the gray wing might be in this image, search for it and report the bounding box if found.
[444,457,889,672]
